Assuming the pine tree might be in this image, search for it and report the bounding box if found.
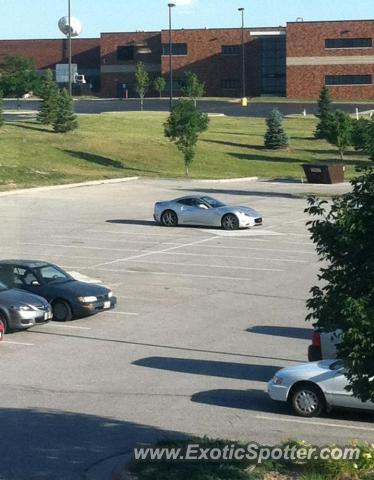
[0,91,4,127]
[264,109,289,149]
[315,85,333,139]
[53,89,78,133]
[325,110,353,162]
[37,69,59,125]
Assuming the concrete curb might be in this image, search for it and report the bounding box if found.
[0,177,140,197]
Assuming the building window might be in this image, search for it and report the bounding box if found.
[221,79,240,90]
[261,36,286,95]
[222,45,241,55]
[117,46,135,61]
[162,43,188,56]
[325,75,372,86]
[325,38,372,49]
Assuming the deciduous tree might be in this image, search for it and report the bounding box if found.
[181,71,205,107]
[154,76,166,98]
[0,55,40,107]
[325,110,352,161]
[135,62,150,111]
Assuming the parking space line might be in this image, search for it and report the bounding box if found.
[126,259,286,272]
[106,311,139,316]
[52,235,181,246]
[194,244,315,255]
[161,252,309,264]
[19,242,142,253]
[41,324,92,330]
[95,268,283,281]
[88,229,193,238]
[90,236,216,268]
[256,415,374,432]
[3,340,34,346]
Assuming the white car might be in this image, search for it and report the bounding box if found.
[267,360,374,417]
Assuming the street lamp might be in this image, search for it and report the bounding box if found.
[238,7,246,104]
[168,3,176,111]
[68,0,72,96]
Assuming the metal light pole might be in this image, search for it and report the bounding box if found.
[68,0,72,96]
[238,7,246,102]
[168,3,176,111]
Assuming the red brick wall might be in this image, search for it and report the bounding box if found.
[160,28,281,97]
[287,21,374,100]
[0,38,100,70]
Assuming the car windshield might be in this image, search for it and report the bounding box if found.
[36,265,72,284]
[201,196,226,208]
[0,281,9,292]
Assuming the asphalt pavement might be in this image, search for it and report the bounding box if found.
[3,98,374,120]
[0,177,372,480]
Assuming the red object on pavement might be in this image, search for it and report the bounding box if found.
[0,319,4,341]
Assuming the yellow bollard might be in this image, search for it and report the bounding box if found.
[241,97,248,107]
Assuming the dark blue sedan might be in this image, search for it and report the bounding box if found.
[0,260,117,322]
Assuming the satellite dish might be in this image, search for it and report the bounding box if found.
[58,16,82,37]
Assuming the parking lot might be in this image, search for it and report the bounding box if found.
[0,178,372,480]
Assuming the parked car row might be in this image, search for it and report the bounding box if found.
[0,260,117,336]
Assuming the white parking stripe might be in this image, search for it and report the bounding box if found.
[194,244,315,255]
[95,268,283,281]
[41,324,92,330]
[161,252,309,264]
[19,242,141,253]
[106,311,139,316]
[52,235,181,246]
[88,229,191,237]
[3,341,34,346]
[90,236,216,268]
[126,259,285,272]
[256,415,374,432]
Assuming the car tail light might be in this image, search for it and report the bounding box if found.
[312,331,321,347]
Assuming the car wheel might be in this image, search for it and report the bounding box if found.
[290,383,325,417]
[52,300,73,322]
[161,210,178,227]
[222,214,239,230]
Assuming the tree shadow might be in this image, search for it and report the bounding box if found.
[133,357,280,382]
[0,407,184,480]
[246,326,311,340]
[9,122,53,133]
[228,152,304,164]
[62,150,125,169]
[202,138,266,150]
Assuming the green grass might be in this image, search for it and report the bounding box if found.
[0,112,370,191]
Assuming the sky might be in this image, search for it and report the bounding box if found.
[0,0,373,39]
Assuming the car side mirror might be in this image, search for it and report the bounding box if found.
[31,280,40,287]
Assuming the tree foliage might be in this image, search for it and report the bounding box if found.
[264,109,289,149]
[53,88,78,133]
[164,99,209,176]
[0,91,4,127]
[351,117,371,152]
[0,55,40,100]
[154,76,166,98]
[181,71,205,107]
[37,69,59,125]
[135,62,150,111]
[325,110,353,161]
[315,85,333,140]
[305,167,374,402]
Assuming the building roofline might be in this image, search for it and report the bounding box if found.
[101,31,161,35]
[0,37,99,42]
[160,26,286,32]
[287,19,374,24]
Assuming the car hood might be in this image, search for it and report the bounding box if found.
[276,360,337,381]
[217,205,260,216]
[51,280,110,296]
[0,288,49,307]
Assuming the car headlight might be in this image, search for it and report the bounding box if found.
[272,376,284,386]
[11,305,34,312]
[108,291,113,299]
[78,296,98,303]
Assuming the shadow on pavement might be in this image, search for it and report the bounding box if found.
[247,326,311,340]
[0,407,183,480]
[106,219,156,226]
[175,187,298,199]
[133,357,280,382]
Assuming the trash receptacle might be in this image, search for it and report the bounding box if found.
[302,163,345,184]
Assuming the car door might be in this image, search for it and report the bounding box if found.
[319,366,373,410]
[177,199,200,224]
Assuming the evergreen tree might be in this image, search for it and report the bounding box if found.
[53,89,78,133]
[154,76,166,98]
[351,117,371,152]
[0,91,4,127]
[315,85,333,139]
[325,110,352,161]
[37,69,59,125]
[264,109,289,149]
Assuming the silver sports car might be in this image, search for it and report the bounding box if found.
[154,195,262,230]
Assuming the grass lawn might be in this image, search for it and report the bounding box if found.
[0,112,370,190]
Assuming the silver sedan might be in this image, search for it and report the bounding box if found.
[267,360,374,417]
[154,195,262,230]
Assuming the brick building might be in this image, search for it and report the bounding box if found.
[0,19,373,100]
